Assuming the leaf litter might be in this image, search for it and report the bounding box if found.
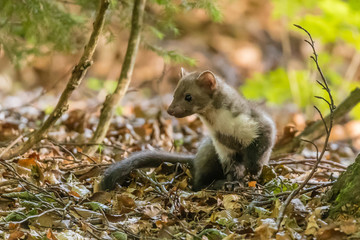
[0,95,360,239]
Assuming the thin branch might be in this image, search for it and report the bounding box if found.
[316,80,326,90]
[0,134,23,158]
[254,182,334,207]
[270,158,347,170]
[276,25,336,230]
[47,139,80,163]
[315,96,331,108]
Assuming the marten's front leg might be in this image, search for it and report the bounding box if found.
[191,138,224,191]
[244,130,273,180]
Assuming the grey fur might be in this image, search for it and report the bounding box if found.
[191,138,224,190]
[215,132,244,151]
[100,151,194,190]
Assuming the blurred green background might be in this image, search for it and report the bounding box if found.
[0,0,359,119]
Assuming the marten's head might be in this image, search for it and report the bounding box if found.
[167,68,217,118]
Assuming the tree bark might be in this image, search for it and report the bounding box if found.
[325,154,360,217]
[1,0,110,160]
[83,0,147,156]
[272,87,360,158]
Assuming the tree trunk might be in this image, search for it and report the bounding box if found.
[325,154,360,217]
[272,87,360,158]
[1,0,110,160]
[83,0,147,156]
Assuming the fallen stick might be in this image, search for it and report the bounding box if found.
[272,87,360,158]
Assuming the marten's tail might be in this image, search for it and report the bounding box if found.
[100,150,194,190]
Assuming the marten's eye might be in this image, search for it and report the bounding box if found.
[185,93,192,102]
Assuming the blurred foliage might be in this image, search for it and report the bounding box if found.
[146,44,196,66]
[0,0,85,64]
[241,0,360,119]
[144,0,222,66]
[273,0,360,49]
[0,0,220,67]
[87,77,117,93]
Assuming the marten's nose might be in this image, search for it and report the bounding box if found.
[167,107,174,116]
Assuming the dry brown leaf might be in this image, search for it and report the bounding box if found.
[254,218,277,240]
[275,124,298,147]
[317,224,347,240]
[222,194,242,210]
[248,181,257,188]
[8,223,19,230]
[17,158,36,168]
[117,194,136,208]
[143,203,163,218]
[339,219,358,235]
[46,228,58,240]
[8,230,25,240]
[69,190,81,198]
[304,214,319,236]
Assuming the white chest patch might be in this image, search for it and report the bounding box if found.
[199,109,259,167]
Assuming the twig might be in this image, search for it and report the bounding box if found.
[270,158,347,169]
[254,181,334,206]
[276,25,336,230]
[59,163,110,171]
[0,180,18,187]
[76,151,97,164]
[52,141,125,151]
[0,161,65,207]
[136,169,169,196]
[0,134,23,158]
[5,208,66,224]
[47,139,80,163]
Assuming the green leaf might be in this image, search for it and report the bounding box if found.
[87,78,104,91]
[20,200,42,209]
[5,211,27,222]
[45,106,54,115]
[198,228,227,240]
[112,231,128,240]
[84,202,110,211]
[104,80,117,93]
[115,106,123,116]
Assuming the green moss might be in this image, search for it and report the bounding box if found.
[327,154,360,217]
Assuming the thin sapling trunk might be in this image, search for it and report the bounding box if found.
[83,0,147,156]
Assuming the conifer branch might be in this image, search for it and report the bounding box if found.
[83,0,147,156]
[1,0,110,160]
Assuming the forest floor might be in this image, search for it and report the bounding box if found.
[0,93,360,240]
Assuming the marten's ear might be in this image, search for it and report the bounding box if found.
[180,67,189,78]
[196,71,217,91]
